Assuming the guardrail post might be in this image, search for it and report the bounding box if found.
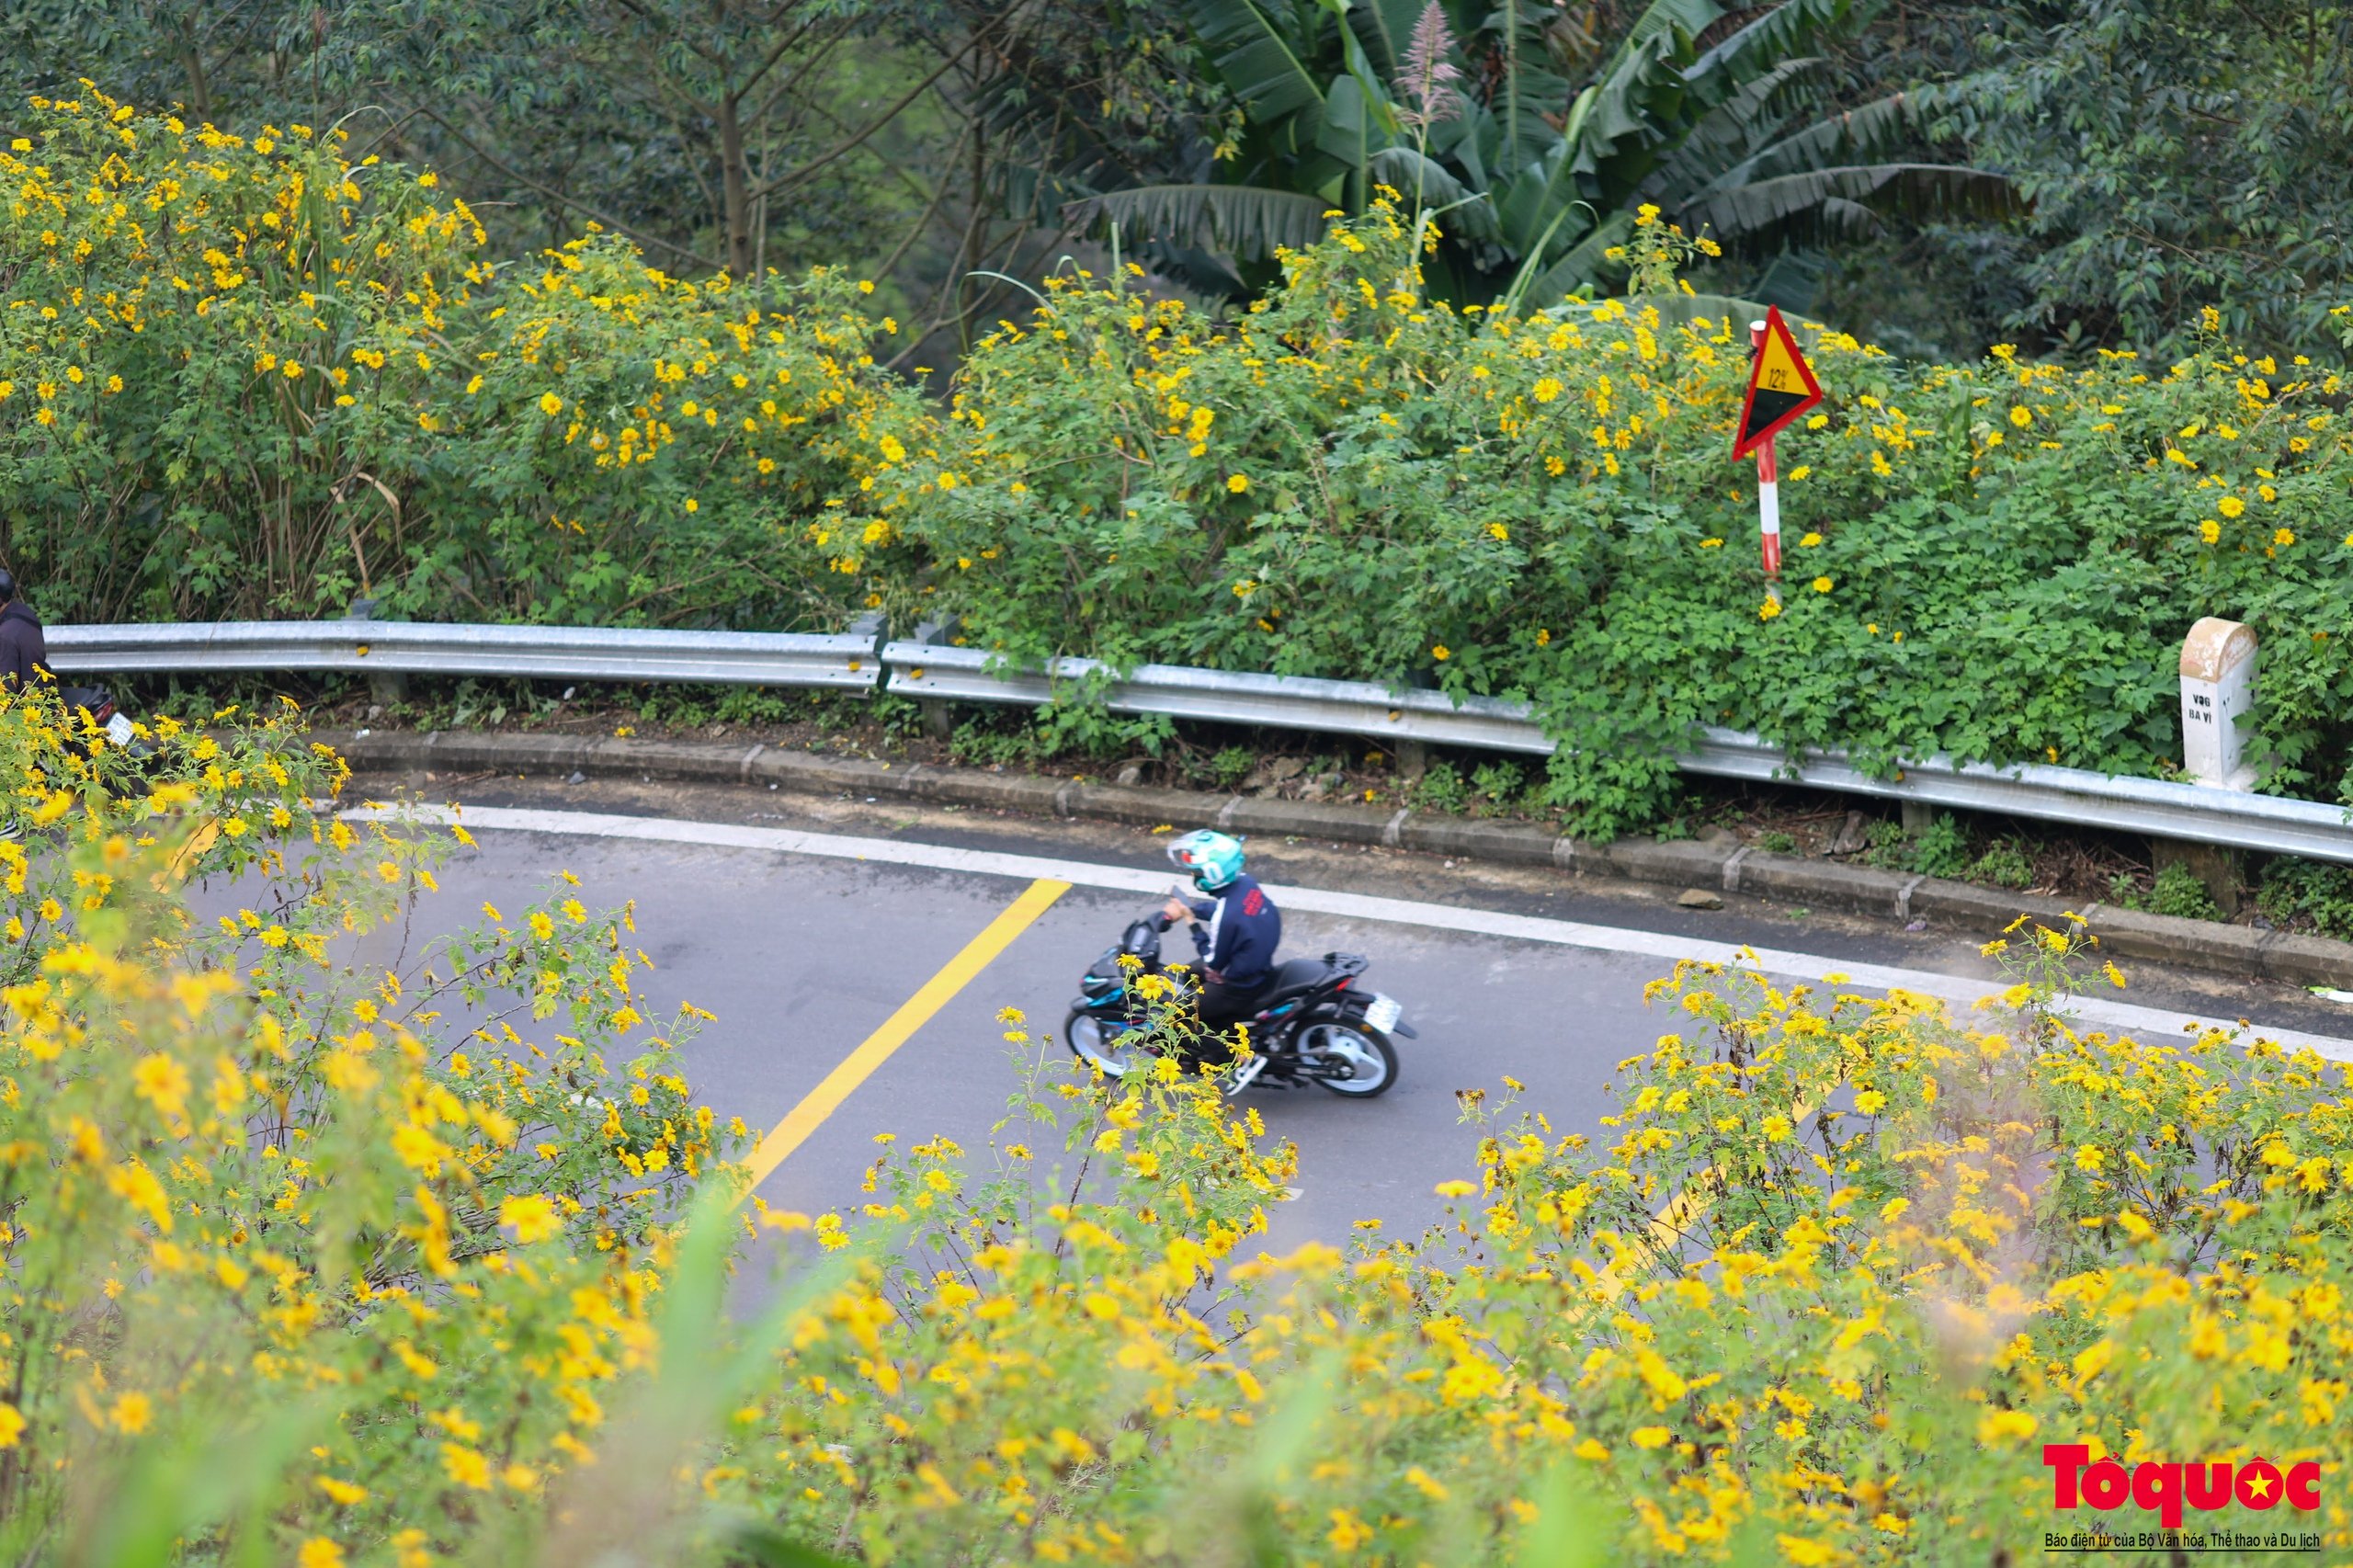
[2153,840,2243,916]
[347,597,407,707]
[844,609,887,700]
[1389,668,1438,781]
[911,617,959,738]
[2162,618,2258,915]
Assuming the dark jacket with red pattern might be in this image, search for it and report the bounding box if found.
[1179,873,1281,987]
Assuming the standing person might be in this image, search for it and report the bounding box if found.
[0,570,45,693]
[1160,829,1283,1050]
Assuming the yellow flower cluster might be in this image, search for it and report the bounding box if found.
[719,920,2353,1562]
[17,681,2353,1561]
[0,87,935,629]
[0,686,734,1561]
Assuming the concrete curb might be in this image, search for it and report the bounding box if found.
[325,728,2353,990]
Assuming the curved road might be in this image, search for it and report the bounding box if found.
[339,771,2353,1248]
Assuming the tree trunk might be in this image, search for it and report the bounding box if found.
[957,113,987,296]
[176,19,213,121]
[719,94,753,278]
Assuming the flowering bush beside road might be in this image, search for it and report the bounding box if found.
[710,926,2353,1563]
[908,212,2353,831]
[0,692,730,1562]
[0,88,929,634]
[2,689,2349,1561]
[6,89,2353,832]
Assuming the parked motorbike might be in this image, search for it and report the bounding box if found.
[55,685,142,760]
[1063,908,1415,1097]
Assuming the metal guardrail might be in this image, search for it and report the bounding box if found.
[47,619,884,691]
[884,642,1551,753]
[880,642,2353,866]
[1677,729,2353,865]
[40,619,2350,864]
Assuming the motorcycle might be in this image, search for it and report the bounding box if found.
[1063,907,1416,1097]
[56,685,143,760]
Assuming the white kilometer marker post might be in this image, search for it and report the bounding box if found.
[2179,617,2257,790]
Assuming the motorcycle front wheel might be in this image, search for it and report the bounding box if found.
[1064,1007,1151,1079]
[1298,1020,1398,1097]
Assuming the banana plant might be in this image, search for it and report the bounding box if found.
[1071,0,2012,308]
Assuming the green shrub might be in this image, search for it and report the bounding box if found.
[1470,759,1525,816]
[1760,828,1800,853]
[1209,745,1255,788]
[2259,857,2353,939]
[906,204,2353,830]
[950,712,1039,767]
[1909,812,1973,878]
[1970,838,2036,890]
[1411,760,1470,812]
[2113,863,2229,923]
[2150,861,2225,921]
[0,91,931,630]
[1859,818,1910,869]
[17,91,2353,835]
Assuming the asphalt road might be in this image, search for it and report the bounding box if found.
[325,769,2353,1248]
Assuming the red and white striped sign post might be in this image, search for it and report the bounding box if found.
[1733,307,1823,608]
[1759,376,1788,588]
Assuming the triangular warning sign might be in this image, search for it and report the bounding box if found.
[1733,304,1824,459]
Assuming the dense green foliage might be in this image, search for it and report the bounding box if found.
[6,0,2347,362]
[0,94,926,626]
[1086,0,2009,308]
[900,210,2353,829]
[0,0,1214,369]
[1903,0,2353,360]
[7,96,2353,831]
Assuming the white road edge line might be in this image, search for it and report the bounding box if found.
[346,802,2353,1063]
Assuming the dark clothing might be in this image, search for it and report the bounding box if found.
[1176,873,1283,1063]
[0,602,44,691]
[1197,969,1275,1034]
[1179,873,1281,988]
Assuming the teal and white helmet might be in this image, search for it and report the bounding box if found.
[1166,829,1246,892]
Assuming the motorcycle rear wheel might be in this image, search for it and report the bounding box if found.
[1064,1007,1151,1079]
[1299,1020,1398,1097]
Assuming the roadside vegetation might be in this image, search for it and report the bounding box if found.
[81,657,2353,943]
[6,94,2353,840]
[7,0,2346,368]
[9,6,2353,1560]
[4,698,2350,1562]
[648,677,2353,940]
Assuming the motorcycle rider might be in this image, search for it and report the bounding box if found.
[0,569,46,692]
[1160,829,1282,1045]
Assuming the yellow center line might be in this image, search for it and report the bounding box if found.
[737,877,1072,1197]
